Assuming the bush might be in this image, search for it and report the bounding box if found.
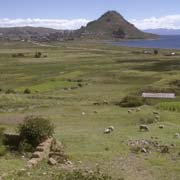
[34,52,42,58]
[5,89,16,94]
[53,169,114,180]
[0,127,5,143]
[12,53,25,58]
[24,88,31,94]
[154,49,159,55]
[0,146,6,156]
[118,96,145,107]
[18,140,34,152]
[18,116,54,149]
[0,127,6,156]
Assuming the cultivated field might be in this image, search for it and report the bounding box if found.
[0,40,180,180]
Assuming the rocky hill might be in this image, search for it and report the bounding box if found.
[78,11,157,39]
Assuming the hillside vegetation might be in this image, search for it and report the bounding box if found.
[0,41,179,180]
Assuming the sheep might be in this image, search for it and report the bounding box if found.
[174,133,180,139]
[154,115,160,121]
[170,52,176,56]
[136,107,141,112]
[159,125,164,129]
[104,128,111,134]
[104,126,115,134]
[139,125,149,132]
[82,112,86,116]
[108,126,115,131]
[103,100,109,105]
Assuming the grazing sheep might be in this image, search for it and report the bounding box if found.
[136,107,141,112]
[174,133,180,138]
[104,126,114,134]
[128,109,132,113]
[82,112,86,116]
[103,100,109,105]
[155,115,160,120]
[139,125,149,132]
[104,128,111,134]
[159,125,164,129]
[108,126,115,131]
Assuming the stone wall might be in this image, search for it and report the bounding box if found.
[27,138,53,168]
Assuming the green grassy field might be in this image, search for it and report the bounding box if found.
[0,40,180,180]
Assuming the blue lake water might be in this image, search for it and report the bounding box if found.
[111,35,180,49]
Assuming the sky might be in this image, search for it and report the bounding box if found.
[0,0,180,30]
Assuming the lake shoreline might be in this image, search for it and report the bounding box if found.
[108,35,180,50]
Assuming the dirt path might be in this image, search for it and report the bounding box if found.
[0,114,25,125]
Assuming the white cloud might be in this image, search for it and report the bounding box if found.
[0,18,90,29]
[131,14,180,30]
[1,15,180,30]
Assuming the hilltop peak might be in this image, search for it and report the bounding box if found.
[101,10,123,17]
[79,10,157,39]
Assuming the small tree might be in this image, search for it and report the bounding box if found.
[153,49,159,55]
[34,52,42,58]
[0,127,6,156]
[18,116,54,148]
[119,95,146,107]
[24,88,31,94]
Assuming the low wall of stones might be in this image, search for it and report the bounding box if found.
[27,138,54,168]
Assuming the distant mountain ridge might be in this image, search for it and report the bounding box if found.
[144,29,180,35]
[0,26,74,41]
[0,11,157,42]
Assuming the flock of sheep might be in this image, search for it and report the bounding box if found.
[103,109,180,139]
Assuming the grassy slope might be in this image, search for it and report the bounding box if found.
[0,41,180,180]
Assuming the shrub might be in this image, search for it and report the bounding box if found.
[24,88,31,94]
[0,127,6,156]
[12,53,25,58]
[18,116,54,149]
[5,89,16,94]
[118,96,145,107]
[153,49,159,55]
[0,146,6,156]
[34,52,42,58]
[18,140,34,152]
[0,127,5,143]
[53,169,114,180]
